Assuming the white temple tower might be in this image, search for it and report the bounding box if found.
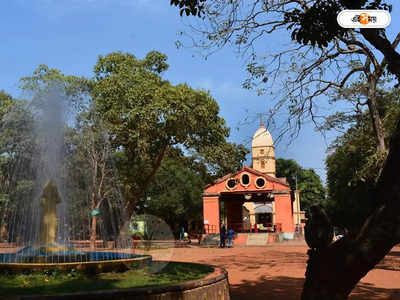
[251,122,275,177]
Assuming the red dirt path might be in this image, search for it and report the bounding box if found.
[169,241,400,300]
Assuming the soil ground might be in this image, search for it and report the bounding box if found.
[167,240,400,300]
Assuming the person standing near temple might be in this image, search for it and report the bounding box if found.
[227,228,235,248]
[179,221,185,240]
[220,224,226,248]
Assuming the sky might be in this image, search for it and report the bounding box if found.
[1,0,399,183]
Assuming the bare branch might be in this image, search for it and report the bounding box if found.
[340,38,379,69]
[375,32,400,79]
[361,29,400,80]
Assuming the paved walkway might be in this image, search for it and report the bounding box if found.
[167,243,400,300]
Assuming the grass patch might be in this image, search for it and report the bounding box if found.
[0,262,214,296]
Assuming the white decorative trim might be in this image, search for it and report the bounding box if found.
[225,178,238,190]
[255,176,266,189]
[240,172,251,187]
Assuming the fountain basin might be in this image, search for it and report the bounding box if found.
[0,250,151,273]
[0,263,229,300]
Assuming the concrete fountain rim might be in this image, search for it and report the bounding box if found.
[0,254,152,272]
[0,263,229,300]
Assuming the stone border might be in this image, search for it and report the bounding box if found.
[0,255,152,273]
[3,263,230,300]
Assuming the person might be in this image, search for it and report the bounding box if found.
[220,224,226,248]
[179,222,185,240]
[227,228,235,248]
[183,231,191,244]
[197,232,203,244]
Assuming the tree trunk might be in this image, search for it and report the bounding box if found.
[90,215,97,250]
[301,119,400,299]
[90,157,98,250]
[367,75,386,154]
[125,143,169,218]
[360,29,400,80]
[0,205,8,242]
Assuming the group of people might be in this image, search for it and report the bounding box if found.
[178,222,236,247]
[220,225,235,248]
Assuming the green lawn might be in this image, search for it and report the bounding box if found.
[0,262,214,296]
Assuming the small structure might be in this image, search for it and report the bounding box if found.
[203,123,305,243]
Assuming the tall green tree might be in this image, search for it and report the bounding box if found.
[0,91,15,241]
[276,158,326,212]
[92,51,247,219]
[134,148,209,233]
[192,141,248,178]
[0,91,36,242]
[66,109,121,249]
[20,64,91,110]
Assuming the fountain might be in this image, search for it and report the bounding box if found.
[0,85,150,272]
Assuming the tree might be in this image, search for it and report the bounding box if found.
[0,91,36,243]
[20,64,91,111]
[170,0,206,16]
[172,1,399,78]
[326,85,400,230]
[276,158,326,212]
[92,51,247,220]
[172,1,400,299]
[192,141,248,178]
[134,148,208,234]
[67,109,120,249]
[174,1,400,155]
[0,91,14,241]
[175,1,398,150]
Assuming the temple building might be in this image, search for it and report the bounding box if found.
[202,123,305,243]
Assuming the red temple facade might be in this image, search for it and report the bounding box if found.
[202,124,305,242]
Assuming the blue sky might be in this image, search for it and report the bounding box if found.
[1,0,399,183]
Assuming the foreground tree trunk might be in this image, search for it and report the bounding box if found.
[301,120,400,299]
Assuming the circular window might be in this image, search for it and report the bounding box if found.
[240,173,250,186]
[255,177,266,189]
[226,178,237,190]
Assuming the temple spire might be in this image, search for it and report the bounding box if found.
[252,117,276,177]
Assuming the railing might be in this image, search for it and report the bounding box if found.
[0,242,17,248]
[204,224,217,234]
[69,240,113,249]
[201,222,286,234]
[228,222,248,232]
[227,223,283,233]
